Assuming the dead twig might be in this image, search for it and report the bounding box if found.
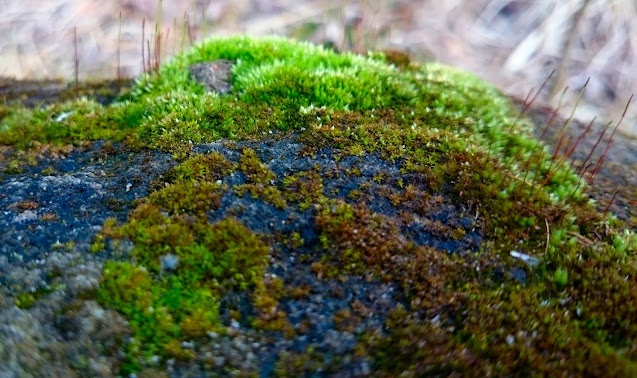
[73,26,78,95]
[142,18,147,73]
[117,11,122,90]
[549,0,593,99]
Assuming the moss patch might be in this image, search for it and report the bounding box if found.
[98,209,269,371]
[2,36,636,375]
[96,152,269,372]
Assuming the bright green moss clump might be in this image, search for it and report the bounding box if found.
[1,36,585,204]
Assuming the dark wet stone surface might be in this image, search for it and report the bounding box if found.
[0,78,133,107]
[0,142,174,377]
[0,142,174,264]
[198,137,483,253]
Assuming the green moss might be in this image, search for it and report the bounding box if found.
[274,350,327,376]
[89,233,107,253]
[554,267,569,288]
[252,275,295,336]
[282,170,324,210]
[314,196,637,375]
[2,35,633,375]
[0,98,137,149]
[233,147,287,208]
[98,213,269,372]
[163,152,235,183]
[0,36,585,208]
[15,286,54,309]
[148,180,223,215]
[96,149,270,372]
[238,147,276,184]
[288,231,304,249]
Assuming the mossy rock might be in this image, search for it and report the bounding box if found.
[0,35,636,376]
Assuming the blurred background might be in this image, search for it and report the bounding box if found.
[1,0,636,136]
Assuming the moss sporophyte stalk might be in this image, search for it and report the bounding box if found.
[1,36,636,375]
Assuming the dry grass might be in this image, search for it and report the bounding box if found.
[0,0,635,135]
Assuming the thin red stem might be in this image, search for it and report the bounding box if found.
[588,95,633,182]
[603,189,619,214]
